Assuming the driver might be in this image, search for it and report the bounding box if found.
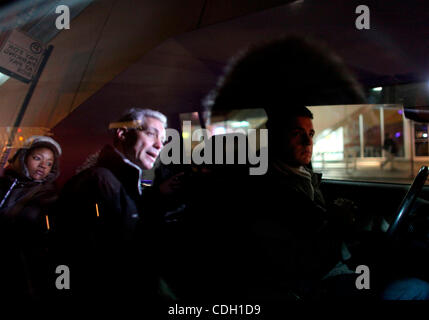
[204,35,429,300]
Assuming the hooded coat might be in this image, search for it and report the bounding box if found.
[0,135,61,299]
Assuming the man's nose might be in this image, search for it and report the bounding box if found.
[153,137,163,149]
[302,133,313,145]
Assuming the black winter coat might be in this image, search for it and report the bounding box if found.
[156,160,346,301]
[247,162,344,299]
[53,145,159,303]
[0,148,59,300]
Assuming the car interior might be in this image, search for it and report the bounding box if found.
[1,0,429,307]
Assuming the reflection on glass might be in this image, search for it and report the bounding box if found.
[181,109,268,156]
[344,115,360,158]
[309,104,421,184]
[207,109,267,137]
[414,124,428,156]
[363,108,381,157]
[180,112,202,160]
[180,105,429,185]
[384,107,404,157]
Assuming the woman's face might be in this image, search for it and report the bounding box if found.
[25,147,54,180]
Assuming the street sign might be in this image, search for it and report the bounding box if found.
[0,29,46,83]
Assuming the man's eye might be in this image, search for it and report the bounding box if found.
[47,162,53,167]
[33,156,40,160]
[146,131,155,137]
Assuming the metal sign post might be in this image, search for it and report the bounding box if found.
[0,43,54,171]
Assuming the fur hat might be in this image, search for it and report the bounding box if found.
[203,35,366,118]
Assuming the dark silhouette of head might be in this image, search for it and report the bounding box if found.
[204,35,366,166]
[204,35,365,120]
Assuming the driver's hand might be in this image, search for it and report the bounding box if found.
[158,172,185,196]
[329,197,358,230]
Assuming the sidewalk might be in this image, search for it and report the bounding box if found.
[313,159,427,184]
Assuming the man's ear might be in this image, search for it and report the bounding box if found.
[116,127,128,141]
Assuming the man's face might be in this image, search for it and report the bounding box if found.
[123,117,166,170]
[283,116,315,167]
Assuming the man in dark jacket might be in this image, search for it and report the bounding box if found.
[256,107,359,299]
[54,108,167,303]
[200,35,429,300]
[193,36,367,300]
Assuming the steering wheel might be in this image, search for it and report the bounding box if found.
[387,166,429,237]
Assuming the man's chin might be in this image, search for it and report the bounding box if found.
[297,158,312,167]
[303,160,312,166]
[140,159,156,170]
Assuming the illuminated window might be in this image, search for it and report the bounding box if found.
[309,104,415,184]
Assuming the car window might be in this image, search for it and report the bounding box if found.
[197,104,429,185]
[309,103,428,184]
[180,109,268,158]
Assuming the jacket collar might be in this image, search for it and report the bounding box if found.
[96,145,144,196]
[269,158,324,203]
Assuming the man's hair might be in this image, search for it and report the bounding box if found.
[266,107,314,147]
[111,108,167,145]
[114,108,167,128]
[203,35,365,120]
[266,106,313,133]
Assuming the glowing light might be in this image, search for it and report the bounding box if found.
[398,109,403,115]
[182,132,190,139]
[17,128,22,133]
[0,73,9,86]
[423,133,428,138]
[45,215,50,230]
[231,121,249,128]
[372,87,383,92]
[395,132,401,138]
[214,127,226,135]
[18,136,24,141]
[95,203,100,217]
[359,160,380,167]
